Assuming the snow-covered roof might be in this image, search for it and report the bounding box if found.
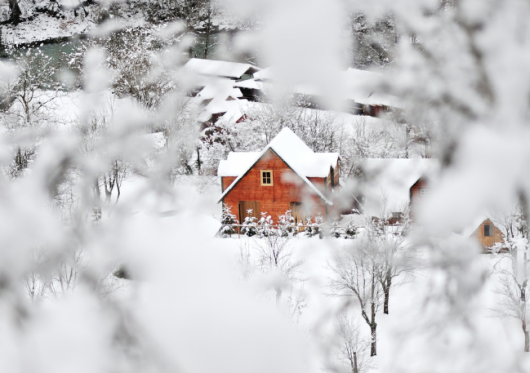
[218,152,261,177]
[183,58,261,79]
[218,128,339,205]
[294,68,402,108]
[253,67,273,81]
[233,79,267,90]
[203,98,246,115]
[253,66,402,108]
[360,158,438,216]
[197,84,242,100]
[215,100,263,123]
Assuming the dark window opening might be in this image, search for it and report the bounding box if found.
[484,224,491,237]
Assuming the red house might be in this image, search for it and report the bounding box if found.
[218,128,340,224]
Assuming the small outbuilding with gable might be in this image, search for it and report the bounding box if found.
[461,216,505,252]
[218,128,340,224]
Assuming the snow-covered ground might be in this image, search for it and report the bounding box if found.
[4,13,92,45]
[108,174,530,372]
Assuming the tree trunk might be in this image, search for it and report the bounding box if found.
[275,287,282,306]
[370,275,378,356]
[203,11,211,59]
[8,0,21,24]
[384,273,391,314]
[353,351,358,373]
[383,286,389,314]
[115,178,121,204]
[523,320,530,352]
[196,147,202,174]
[370,323,377,356]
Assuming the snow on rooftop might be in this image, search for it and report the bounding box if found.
[197,84,242,100]
[233,79,268,90]
[203,98,249,115]
[218,128,339,204]
[265,127,340,178]
[183,58,261,79]
[218,152,261,177]
[460,215,491,238]
[344,68,403,107]
[361,158,438,216]
[256,66,402,108]
[253,67,273,80]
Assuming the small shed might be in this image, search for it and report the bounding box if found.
[461,216,505,252]
[218,128,340,224]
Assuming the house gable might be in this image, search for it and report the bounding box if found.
[221,149,327,203]
[221,149,328,222]
[218,147,332,205]
[469,218,505,249]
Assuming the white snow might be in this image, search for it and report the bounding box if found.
[4,14,93,45]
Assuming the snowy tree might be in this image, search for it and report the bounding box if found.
[348,12,397,70]
[329,237,383,356]
[329,312,373,373]
[254,233,303,306]
[219,204,238,236]
[0,47,66,178]
[85,27,178,108]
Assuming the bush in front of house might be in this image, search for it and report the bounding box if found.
[219,205,239,237]
[241,209,258,237]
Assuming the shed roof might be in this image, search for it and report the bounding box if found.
[218,128,339,204]
[183,58,261,79]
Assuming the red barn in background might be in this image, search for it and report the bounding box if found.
[218,128,340,224]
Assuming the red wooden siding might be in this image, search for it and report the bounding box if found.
[410,177,429,211]
[471,219,505,250]
[222,176,236,192]
[222,149,329,224]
